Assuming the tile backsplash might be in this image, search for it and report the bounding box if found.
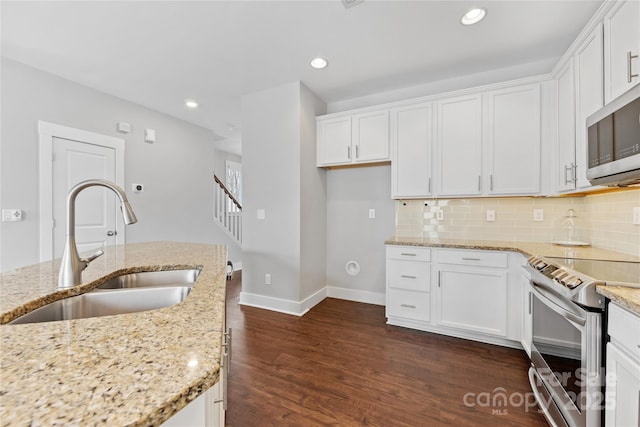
[395,189,640,257]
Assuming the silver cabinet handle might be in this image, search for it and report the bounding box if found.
[347,146,351,159]
[428,177,432,194]
[355,145,359,159]
[107,230,117,236]
[438,270,441,287]
[462,257,481,261]
[572,163,577,183]
[528,292,532,315]
[628,51,639,83]
[400,304,416,309]
[478,175,482,192]
[400,253,416,256]
[400,275,417,279]
[490,174,494,192]
[564,164,573,185]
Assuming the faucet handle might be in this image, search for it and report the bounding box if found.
[81,249,104,268]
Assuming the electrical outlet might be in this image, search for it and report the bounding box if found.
[533,209,544,222]
[265,273,271,285]
[486,210,496,222]
[633,207,640,225]
[436,209,444,221]
[369,209,376,219]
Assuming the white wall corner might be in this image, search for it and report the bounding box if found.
[326,286,386,306]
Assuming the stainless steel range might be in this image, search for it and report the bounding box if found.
[525,256,640,427]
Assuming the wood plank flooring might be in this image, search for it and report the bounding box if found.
[225,272,548,426]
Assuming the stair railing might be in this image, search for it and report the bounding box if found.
[213,174,242,244]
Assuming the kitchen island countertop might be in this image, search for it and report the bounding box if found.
[385,236,640,315]
[0,241,227,426]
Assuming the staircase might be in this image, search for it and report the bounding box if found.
[213,174,242,244]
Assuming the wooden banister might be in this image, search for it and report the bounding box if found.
[214,175,242,210]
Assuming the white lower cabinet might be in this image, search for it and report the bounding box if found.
[436,266,508,337]
[385,245,523,348]
[605,302,640,427]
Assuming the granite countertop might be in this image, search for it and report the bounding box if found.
[0,241,227,426]
[385,236,640,315]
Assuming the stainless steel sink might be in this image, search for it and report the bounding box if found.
[9,286,192,325]
[96,268,201,289]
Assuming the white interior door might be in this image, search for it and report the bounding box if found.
[52,137,118,257]
[39,121,125,261]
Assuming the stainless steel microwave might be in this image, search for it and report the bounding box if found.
[586,84,640,186]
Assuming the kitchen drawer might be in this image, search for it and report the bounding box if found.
[387,288,430,322]
[436,249,508,268]
[608,302,640,359]
[388,260,430,292]
[387,245,431,262]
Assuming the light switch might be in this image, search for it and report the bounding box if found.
[257,209,266,220]
[533,209,544,222]
[144,128,156,143]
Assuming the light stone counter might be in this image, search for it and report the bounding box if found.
[0,241,227,427]
[385,236,640,315]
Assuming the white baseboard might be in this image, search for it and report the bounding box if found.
[238,286,385,316]
[326,286,385,306]
[239,286,327,316]
[230,261,242,271]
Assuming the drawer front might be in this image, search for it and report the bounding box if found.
[387,289,430,322]
[387,245,431,262]
[388,260,431,292]
[608,302,640,359]
[436,249,508,268]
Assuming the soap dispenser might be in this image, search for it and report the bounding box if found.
[552,209,590,246]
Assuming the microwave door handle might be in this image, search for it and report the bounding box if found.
[529,281,586,328]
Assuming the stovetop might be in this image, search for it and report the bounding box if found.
[526,255,640,309]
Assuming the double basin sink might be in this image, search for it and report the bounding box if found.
[9,269,201,325]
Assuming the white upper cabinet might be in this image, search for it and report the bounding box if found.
[604,0,640,104]
[390,103,433,198]
[575,23,604,189]
[316,110,389,167]
[316,116,352,166]
[436,94,483,197]
[484,84,541,195]
[556,60,577,192]
[352,110,390,163]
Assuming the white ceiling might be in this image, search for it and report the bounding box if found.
[1,0,602,156]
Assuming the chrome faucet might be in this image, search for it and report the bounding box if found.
[58,179,138,288]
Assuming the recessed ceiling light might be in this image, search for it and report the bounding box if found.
[461,8,486,25]
[184,99,199,108]
[310,57,328,69]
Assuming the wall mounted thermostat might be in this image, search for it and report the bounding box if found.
[132,184,144,193]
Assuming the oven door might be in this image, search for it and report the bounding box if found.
[528,281,602,427]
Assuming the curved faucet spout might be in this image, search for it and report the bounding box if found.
[58,179,138,288]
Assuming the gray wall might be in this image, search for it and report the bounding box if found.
[326,165,395,296]
[0,58,241,271]
[241,81,326,305]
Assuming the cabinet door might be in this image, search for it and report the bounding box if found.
[575,24,604,189]
[556,60,577,192]
[436,267,508,337]
[436,94,483,196]
[605,343,640,427]
[352,110,389,163]
[485,84,541,195]
[390,103,433,198]
[317,117,352,166]
[604,0,640,103]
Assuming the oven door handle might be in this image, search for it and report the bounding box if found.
[529,281,586,328]
[528,368,567,427]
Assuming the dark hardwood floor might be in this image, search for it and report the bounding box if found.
[225,272,548,426]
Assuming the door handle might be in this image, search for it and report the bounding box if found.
[107,230,117,236]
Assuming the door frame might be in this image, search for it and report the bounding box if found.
[38,121,125,262]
